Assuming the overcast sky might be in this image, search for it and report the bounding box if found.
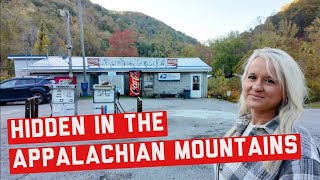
[90,0,293,42]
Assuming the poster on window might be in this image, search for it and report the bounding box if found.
[144,73,154,90]
[129,71,141,96]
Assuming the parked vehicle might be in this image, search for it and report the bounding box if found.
[0,76,56,105]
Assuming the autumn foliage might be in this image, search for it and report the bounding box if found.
[33,21,50,55]
[208,0,320,102]
[107,29,138,57]
[0,0,319,102]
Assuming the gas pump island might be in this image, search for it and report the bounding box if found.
[93,84,116,114]
[51,84,77,116]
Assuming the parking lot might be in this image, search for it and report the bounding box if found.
[1,98,319,180]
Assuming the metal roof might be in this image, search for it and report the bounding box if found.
[22,56,212,73]
[8,55,47,60]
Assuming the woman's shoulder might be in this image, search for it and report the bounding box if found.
[278,125,320,179]
[293,125,320,161]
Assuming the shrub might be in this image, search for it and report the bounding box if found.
[208,69,241,102]
[31,0,43,7]
[307,79,320,102]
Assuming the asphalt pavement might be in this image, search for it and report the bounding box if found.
[1,97,319,180]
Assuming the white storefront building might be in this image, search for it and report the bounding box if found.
[9,56,212,98]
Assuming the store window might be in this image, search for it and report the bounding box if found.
[144,73,154,90]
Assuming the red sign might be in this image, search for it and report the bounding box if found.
[130,71,141,96]
[7,111,168,144]
[9,134,301,174]
[87,58,100,66]
[167,59,177,67]
[54,77,76,84]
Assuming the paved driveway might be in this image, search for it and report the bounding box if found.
[1,98,319,180]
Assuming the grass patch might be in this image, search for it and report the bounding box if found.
[306,102,320,109]
[79,96,93,100]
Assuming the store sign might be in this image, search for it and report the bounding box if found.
[87,58,100,66]
[54,77,76,84]
[167,59,177,67]
[88,58,178,69]
[158,73,180,81]
[129,71,141,96]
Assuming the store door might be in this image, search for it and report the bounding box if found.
[190,74,202,98]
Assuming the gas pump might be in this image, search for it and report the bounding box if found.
[51,84,77,116]
[93,84,115,114]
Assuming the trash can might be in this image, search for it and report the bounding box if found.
[81,82,88,97]
[184,89,191,99]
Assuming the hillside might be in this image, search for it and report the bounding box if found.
[268,0,320,38]
[1,0,319,88]
[0,0,197,56]
[1,0,210,79]
[209,0,320,101]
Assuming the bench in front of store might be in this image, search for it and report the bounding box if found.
[154,92,181,98]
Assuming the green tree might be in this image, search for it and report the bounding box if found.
[150,31,174,57]
[209,31,245,76]
[33,21,50,55]
[181,45,196,57]
[193,43,213,65]
[251,19,278,48]
[276,0,320,38]
[0,2,23,79]
[136,41,153,57]
[250,19,301,57]
[296,18,320,102]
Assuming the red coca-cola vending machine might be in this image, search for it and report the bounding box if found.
[129,71,141,96]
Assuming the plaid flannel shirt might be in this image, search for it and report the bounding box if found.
[214,114,320,180]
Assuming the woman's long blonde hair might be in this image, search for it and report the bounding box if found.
[225,47,308,173]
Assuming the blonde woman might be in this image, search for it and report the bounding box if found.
[215,48,320,179]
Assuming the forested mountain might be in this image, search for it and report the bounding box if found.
[1,0,197,55]
[1,0,210,80]
[208,0,320,102]
[269,0,320,38]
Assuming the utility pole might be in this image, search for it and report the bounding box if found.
[78,0,88,96]
[60,9,73,82]
[78,0,86,82]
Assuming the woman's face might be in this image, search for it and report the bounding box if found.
[243,57,283,114]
